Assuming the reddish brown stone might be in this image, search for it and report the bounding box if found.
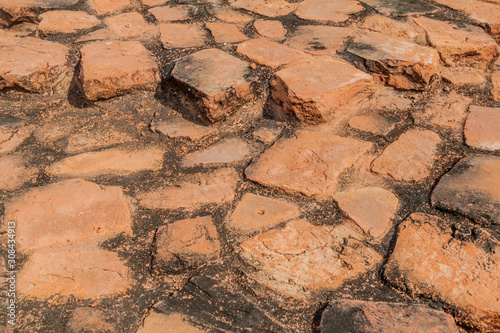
[296,0,363,23]
[149,5,195,22]
[0,122,33,154]
[182,137,252,167]
[105,12,152,38]
[371,128,442,182]
[75,28,116,43]
[236,39,311,69]
[66,308,114,333]
[348,114,402,137]
[38,10,99,34]
[150,115,218,141]
[467,3,500,44]
[465,106,500,151]
[385,213,500,331]
[252,125,282,144]
[212,7,253,23]
[87,0,131,16]
[141,0,169,6]
[206,22,248,43]
[159,23,207,48]
[137,312,204,333]
[65,127,135,154]
[0,154,36,191]
[441,67,487,86]
[230,0,298,17]
[254,19,286,39]
[361,0,439,16]
[358,15,421,41]
[79,41,160,101]
[270,57,373,122]
[492,71,500,101]
[286,26,353,56]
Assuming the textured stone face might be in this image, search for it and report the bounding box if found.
[159,23,207,48]
[206,22,248,43]
[254,20,286,39]
[105,12,152,38]
[137,312,205,333]
[148,5,195,22]
[361,0,439,16]
[464,105,500,151]
[229,0,298,17]
[0,154,36,191]
[181,138,252,167]
[87,0,131,16]
[286,25,354,56]
[295,0,364,23]
[38,10,99,34]
[236,39,311,69]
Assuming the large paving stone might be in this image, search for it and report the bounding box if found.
[296,0,364,23]
[170,49,258,123]
[3,179,133,251]
[464,105,500,151]
[79,41,160,101]
[137,168,239,210]
[211,6,253,23]
[159,23,207,48]
[361,0,439,16]
[0,37,69,93]
[236,39,311,69]
[320,300,459,333]
[237,220,382,300]
[246,129,373,198]
[431,155,500,225]
[181,137,252,167]
[371,128,442,182]
[357,14,421,41]
[285,26,354,56]
[105,12,152,38]
[150,115,218,141]
[0,154,36,191]
[348,31,439,90]
[385,213,500,331]
[413,17,498,69]
[38,10,99,34]
[229,0,298,17]
[270,57,373,122]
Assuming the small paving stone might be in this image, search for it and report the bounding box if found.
[182,137,251,167]
[385,213,500,331]
[159,23,207,48]
[254,20,286,39]
[270,57,373,122]
[465,106,500,151]
[230,0,298,17]
[0,122,33,154]
[238,220,382,300]
[137,312,204,333]
[348,31,439,90]
[236,39,311,69]
[141,0,169,6]
[321,300,459,333]
[79,41,160,101]
[358,14,421,41]
[66,307,114,333]
[137,168,238,210]
[3,178,133,251]
[170,49,258,123]
[0,37,69,93]
[0,22,37,37]
[149,5,195,22]
[412,91,472,131]
[369,89,413,112]
[441,66,487,86]
[17,243,134,299]
[227,193,301,235]
[285,25,354,56]
[151,115,218,141]
[246,129,373,198]
[333,187,399,240]
[348,114,402,137]
[413,17,498,69]
[492,71,500,101]
[87,0,131,15]
[371,128,442,182]
[431,154,500,225]
[211,7,253,23]
[295,0,364,23]
[252,124,282,144]
[46,147,164,177]
[206,22,248,43]
[38,10,99,34]
[361,0,439,16]
[105,12,152,38]
[154,216,221,273]
[75,28,116,43]
[0,154,36,191]
[65,127,136,154]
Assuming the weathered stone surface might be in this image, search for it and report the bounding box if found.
[465,106,500,151]
[230,0,298,17]
[87,0,131,15]
[358,15,421,41]
[348,31,439,90]
[105,12,152,38]
[371,128,442,182]
[252,123,282,144]
[75,28,116,43]
[150,116,218,141]
[238,220,382,300]
[285,25,354,56]
[141,0,169,6]
[154,216,221,273]
[65,127,135,154]
[159,23,207,48]
[441,66,487,86]
[431,155,500,225]
[0,0,79,8]
[348,114,402,137]
[38,10,99,34]
[413,17,498,69]
[80,41,160,101]
[0,37,69,93]
[182,137,251,167]
[236,39,311,69]
[369,89,413,111]
[170,49,257,123]
[362,0,439,16]
[149,5,195,22]
[0,154,36,191]
[0,22,37,37]
[0,122,33,154]
[17,243,134,299]
[333,187,399,240]
[295,0,363,23]
[254,20,286,39]
[66,307,115,333]
[137,312,204,333]
[137,168,238,210]
[46,147,164,177]
[206,22,248,43]
[494,56,500,70]
[412,91,472,131]
[270,57,373,122]
[3,179,133,251]
[246,130,373,198]
[212,7,253,23]
[492,71,500,101]
[321,300,459,333]
[228,193,300,235]
[465,3,500,44]
[385,213,500,331]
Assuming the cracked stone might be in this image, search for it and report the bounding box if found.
[38,10,99,34]
[0,154,36,191]
[229,0,298,17]
[149,5,195,22]
[237,39,311,69]
[254,20,286,39]
[105,12,152,38]
[0,122,33,154]
[159,23,207,48]
[465,105,500,151]
[181,137,252,167]
[206,22,248,43]
[295,0,364,23]
[137,312,205,333]
[358,14,421,41]
[285,25,354,56]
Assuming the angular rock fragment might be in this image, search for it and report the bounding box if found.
[285,26,354,56]
[441,67,487,86]
[206,22,248,43]
[230,0,298,17]
[182,137,252,167]
[348,114,402,137]
[87,0,131,15]
[295,0,364,23]
[236,39,311,69]
[464,105,500,151]
[254,20,286,39]
[149,5,195,22]
[159,23,207,48]
[38,10,99,34]
[151,116,218,141]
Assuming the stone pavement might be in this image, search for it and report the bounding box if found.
[0,0,499,332]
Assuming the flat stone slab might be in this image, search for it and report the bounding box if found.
[361,0,439,16]
[181,137,252,167]
[105,12,152,38]
[431,154,500,225]
[245,129,373,198]
[151,115,218,141]
[441,67,487,86]
[212,6,253,23]
[66,307,115,333]
[0,121,33,154]
[296,0,364,23]
[38,10,99,34]
[254,20,286,39]
[492,71,500,101]
[149,5,195,22]
[357,14,421,41]
[348,113,402,137]
[237,220,382,301]
[285,25,354,56]
[236,39,311,69]
[229,0,298,17]
[87,0,131,15]
[348,31,439,90]
[385,213,500,331]
[137,312,204,333]
[465,105,500,151]
[159,23,207,48]
[79,41,160,101]
[0,37,69,93]
[270,57,373,122]
[0,0,79,8]
[0,154,36,191]
[206,22,248,43]
[170,48,258,123]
